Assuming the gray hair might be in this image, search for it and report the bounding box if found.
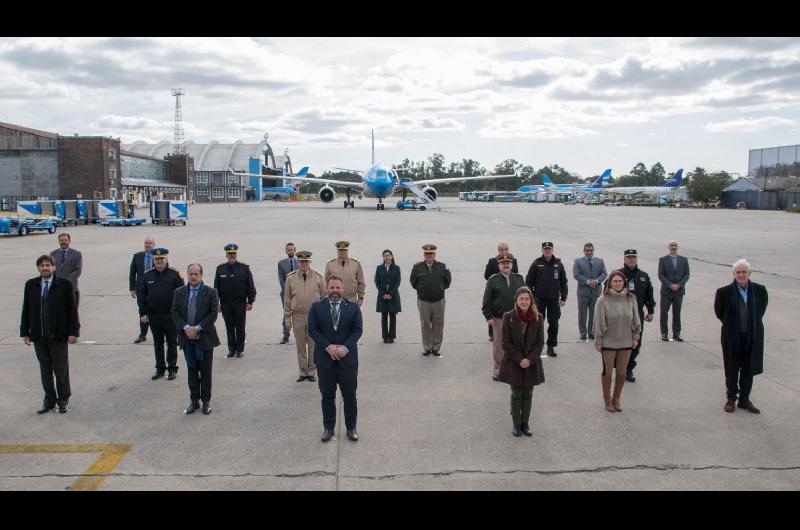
[187,263,203,274]
[732,259,751,272]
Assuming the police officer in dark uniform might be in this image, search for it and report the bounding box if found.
[617,249,655,382]
[214,244,257,359]
[138,248,185,380]
[525,242,568,357]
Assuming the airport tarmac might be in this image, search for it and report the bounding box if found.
[1,198,798,490]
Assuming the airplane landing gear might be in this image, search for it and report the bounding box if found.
[377,198,385,210]
[344,191,355,208]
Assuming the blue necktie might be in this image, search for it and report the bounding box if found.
[145,253,152,272]
[42,280,50,300]
[290,259,295,272]
[188,288,198,324]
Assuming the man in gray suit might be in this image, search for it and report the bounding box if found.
[572,242,607,340]
[278,242,297,344]
[50,233,83,307]
[658,240,690,342]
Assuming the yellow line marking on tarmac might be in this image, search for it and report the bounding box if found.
[0,444,132,491]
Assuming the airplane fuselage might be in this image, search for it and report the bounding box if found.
[361,164,398,199]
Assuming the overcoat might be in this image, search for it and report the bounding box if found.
[374,263,402,313]
[498,309,545,388]
[714,281,767,376]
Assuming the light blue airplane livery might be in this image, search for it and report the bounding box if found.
[229,131,520,210]
[517,169,611,193]
[605,169,684,196]
[260,167,309,200]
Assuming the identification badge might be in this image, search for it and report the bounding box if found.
[220,275,227,278]
[554,271,559,279]
[147,280,155,284]
[629,280,635,291]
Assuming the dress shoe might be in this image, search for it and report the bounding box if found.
[738,400,760,414]
[37,403,54,414]
[547,346,557,357]
[235,352,244,358]
[661,334,669,341]
[296,375,307,382]
[580,335,587,341]
[167,371,177,380]
[521,423,533,437]
[512,424,522,437]
[58,403,70,414]
[492,375,499,382]
[321,429,335,442]
[280,337,290,344]
[588,334,594,340]
[674,336,684,342]
[346,429,359,442]
[151,370,165,380]
[626,371,636,383]
[383,338,388,343]
[306,376,316,382]
[225,351,235,358]
[184,400,200,414]
[431,350,441,357]
[202,402,212,415]
[724,400,736,413]
[423,350,431,356]
[388,338,394,344]
[134,335,146,344]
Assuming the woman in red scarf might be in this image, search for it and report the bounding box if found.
[498,286,545,437]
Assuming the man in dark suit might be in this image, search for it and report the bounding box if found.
[50,233,82,307]
[308,276,363,443]
[21,255,80,414]
[658,240,690,342]
[172,264,221,415]
[483,242,518,341]
[214,243,257,358]
[714,259,768,414]
[129,237,156,343]
[278,242,297,344]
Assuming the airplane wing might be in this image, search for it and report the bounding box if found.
[227,169,365,191]
[408,173,519,186]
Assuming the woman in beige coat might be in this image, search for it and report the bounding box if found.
[593,270,641,412]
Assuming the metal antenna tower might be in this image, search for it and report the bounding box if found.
[171,87,186,154]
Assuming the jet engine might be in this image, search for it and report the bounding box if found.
[423,186,438,202]
[318,186,336,203]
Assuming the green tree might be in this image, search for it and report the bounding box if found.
[648,162,666,186]
[687,171,731,203]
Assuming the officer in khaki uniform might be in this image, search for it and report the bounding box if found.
[284,251,327,382]
[324,241,365,306]
[410,244,451,357]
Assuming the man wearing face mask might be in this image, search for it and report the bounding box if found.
[714,259,768,414]
[615,249,655,383]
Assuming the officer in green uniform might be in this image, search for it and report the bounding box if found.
[482,253,525,380]
[410,244,451,357]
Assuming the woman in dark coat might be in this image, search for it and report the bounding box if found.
[375,249,401,343]
[714,259,768,414]
[499,286,545,437]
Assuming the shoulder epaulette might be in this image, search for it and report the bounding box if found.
[350,257,360,263]
[327,258,336,263]
[287,270,298,277]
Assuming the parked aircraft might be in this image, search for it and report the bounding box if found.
[260,167,309,200]
[604,169,684,197]
[517,169,611,194]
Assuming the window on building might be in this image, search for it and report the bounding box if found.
[227,174,239,185]
[196,173,208,184]
[227,187,240,198]
[212,187,224,199]
[196,187,209,196]
[109,168,116,182]
[108,149,116,160]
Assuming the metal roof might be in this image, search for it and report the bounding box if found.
[123,140,287,172]
[121,177,186,188]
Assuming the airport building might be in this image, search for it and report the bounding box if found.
[124,134,294,203]
[748,143,800,177]
[0,121,187,209]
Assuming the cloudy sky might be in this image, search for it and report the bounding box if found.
[2,37,799,177]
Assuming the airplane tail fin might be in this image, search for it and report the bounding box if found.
[542,175,553,185]
[371,129,375,166]
[666,168,683,188]
[295,166,309,177]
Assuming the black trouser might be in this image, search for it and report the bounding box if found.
[139,319,149,338]
[74,291,80,307]
[149,313,178,372]
[629,308,645,372]
[34,339,71,406]
[534,297,561,348]
[488,323,493,339]
[187,350,214,403]
[660,292,683,337]
[279,294,289,339]
[318,362,358,431]
[725,333,754,401]
[510,385,533,425]
[381,312,397,340]
[221,302,247,353]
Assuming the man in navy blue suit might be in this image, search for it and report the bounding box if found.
[308,276,363,443]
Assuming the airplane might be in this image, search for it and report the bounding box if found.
[260,167,309,200]
[603,169,684,197]
[516,169,611,193]
[228,131,521,210]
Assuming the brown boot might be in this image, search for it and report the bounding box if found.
[612,375,625,412]
[602,375,615,412]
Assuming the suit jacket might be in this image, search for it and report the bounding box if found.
[484,257,519,280]
[171,283,221,350]
[20,276,80,342]
[278,257,298,296]
[658,254,690,295]
[129,251,152,292]
[572,256,608,297]
[307,297,363,370]
[374,263,401,313]
[50,247,82,291]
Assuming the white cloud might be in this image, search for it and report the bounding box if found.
[704,116,796,133]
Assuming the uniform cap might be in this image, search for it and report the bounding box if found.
[541,242,554,249]
[624,249,637,257]
[152,248,169,257]
[296,250,312,261]
[224,243,238,253]
[335,241,350,250]
[422,243,438,253]
[497,253,514,263]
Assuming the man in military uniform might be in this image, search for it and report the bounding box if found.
[214,244,257,359]
[410,244,451,357]
[482,253,525,380]
[483,242,519,341]
[284,251,327,382]
[324,241,365,306]
[525,242,568,357]
[617,249,655,383]
[138,248,185,380]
